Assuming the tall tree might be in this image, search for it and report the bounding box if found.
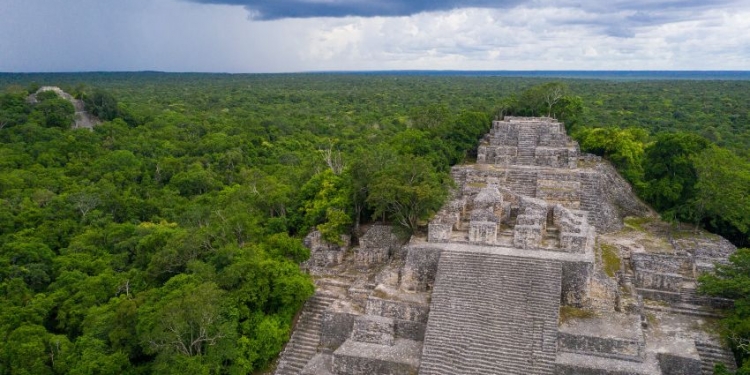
[642,132,711,221]
[367,156,449,233]
[693,146,750,236]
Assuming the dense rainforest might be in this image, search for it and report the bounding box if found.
[1,73,750,374]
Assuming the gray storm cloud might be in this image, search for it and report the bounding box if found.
[183,0,523,19]
[183,0,740,20]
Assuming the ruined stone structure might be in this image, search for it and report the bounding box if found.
[275,117,737,375]
[27,86,101,129]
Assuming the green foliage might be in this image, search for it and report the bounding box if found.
[137,276,228,358]
[263,232,310,263]
[83,89,119,121]
[575,127,648,185]
[693,146,750,234]
[713,363,733,375]
[367,156,449,233]
[600,243,621,278]
[643,132,711,221]
[700,248,750,372]
[501,82,583,130]
[33,96,75,128]
[0,91,31,130]
[297,169,352,240]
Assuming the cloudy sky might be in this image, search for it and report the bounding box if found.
[1,0,749,72]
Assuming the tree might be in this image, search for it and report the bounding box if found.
[262,233,310,263]
[517,82,569,117]
[576,127,648,185]
[540,82,566,117]
[348,146,399,231]
[138,276,228,358]
[693,146,750,236]
[367,156,449,233]
[297,169,352,242]
[410,104,451,130]
[553,95,584,128]
[83,89,119,121]
[0,237,55,292]
[0,92,31,130]
[642,132,711,221]
[1,324,73,375]
[33,97,75,128]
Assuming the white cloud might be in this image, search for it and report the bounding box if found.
[294,5,750,70]
[0,0,748,72]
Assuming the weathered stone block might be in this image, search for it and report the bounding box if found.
[354,247,389,267]
[365,297,430,323]
[558,332,643,362]
[332,339,421,375]
[657,352,702,375]
[561,233,588,253]
[304,230,350,267]
[394,320,426,341]
[632,253,688,274]
[321,310,357,351]
[637,288,682,303]
[401,246,441,292]
[351,315,395,346]
[513,224,544,249]
[301,353,335,375]
[469,221,497,244]
[634,271,684,292]
[427,223,452,243]
[562,260,592,307]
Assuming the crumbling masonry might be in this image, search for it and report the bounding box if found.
[275,117,737,375]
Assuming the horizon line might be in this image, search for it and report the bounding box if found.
[2,69,750,74]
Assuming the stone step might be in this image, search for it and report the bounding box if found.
[695,341,737,375]
[643,303,723,318]
[274,292,336,375]
[555,352,658,375]
[419,251,561,375]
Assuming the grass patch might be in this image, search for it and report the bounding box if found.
[689,316,722,336]
[559,306,597,324]
[467,182,487,188]
[624,216,653,232]
[371,289,390,299]
[601,243,621,278]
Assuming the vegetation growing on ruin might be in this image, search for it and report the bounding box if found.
[600,243,621,278]
[623,216,653,233]
[700,248,750,374]
[559,306,596,324]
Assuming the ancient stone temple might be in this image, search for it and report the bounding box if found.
[275,117,737,375]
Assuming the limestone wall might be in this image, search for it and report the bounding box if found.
[450,160,651,234]
[562,260,594,307]
[304,230,350,268]
[478,117,578,168]
[321,310,358,350]
[355,225,402,267]
[401,246,442,293]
